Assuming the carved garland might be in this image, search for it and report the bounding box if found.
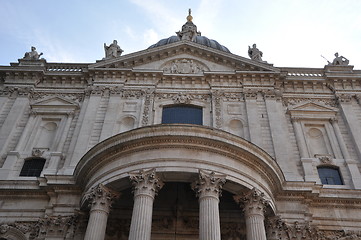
[0,214,83,240]
[266,217,361,240]
[141,89,154,126]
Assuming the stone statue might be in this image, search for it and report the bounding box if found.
[23,46,43,60]
[248,44,263,61]
[176,9,201,41]
[104,40,123,59]
[330,52,349,66]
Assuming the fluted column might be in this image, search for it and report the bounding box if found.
[234,188,268,240]
[192,170,226,240]
[128,169,163,240]
[83,184,120,240]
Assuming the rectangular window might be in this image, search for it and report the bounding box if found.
[317,167,343,185]
[162,105,203,125]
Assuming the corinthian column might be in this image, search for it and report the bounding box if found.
[83,184,120,240]
[128,169,163,240]
[234,188,268,240]
[192,170,226,240]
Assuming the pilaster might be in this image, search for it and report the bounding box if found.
[265,94,303,181]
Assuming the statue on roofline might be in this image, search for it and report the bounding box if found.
[104,40,123,59]
[23,46,43,60]
[248,44,263,62]
[329,52,349,66]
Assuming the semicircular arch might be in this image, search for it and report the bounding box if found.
[74,124,285,210]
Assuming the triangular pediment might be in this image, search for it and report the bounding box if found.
[288,101,338,120]
[290,102,337,112]
[89,40,280,74]
[32,96,79,107]
[31,96,79,114]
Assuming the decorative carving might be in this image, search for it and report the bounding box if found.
[0,224,10,234]
[122,89,144,99]
[129,168,164,198]
[82,184,120,213]
[172,92,192,104]
[316,154,333,164]
[213,91,223,129]
[37,215,78,239]
[223,92,243,102]
[0,214,81,239]
[141,89,153,126]
[156,92,209,102]
[191,170,226,199]
[163,59,206,74]
[32,148,45,157]
[266,217,361,240]
[337,93,353,104]
[0,86,33,98]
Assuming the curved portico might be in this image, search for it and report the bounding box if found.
[75,124,285,239]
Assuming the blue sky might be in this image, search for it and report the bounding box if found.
[1,0,360,68]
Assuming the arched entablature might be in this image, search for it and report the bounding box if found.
[74,124,285,212]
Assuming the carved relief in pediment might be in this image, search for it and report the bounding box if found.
[161,58,209,74]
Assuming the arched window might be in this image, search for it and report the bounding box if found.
[162,105,202,125]
[317,166,343,185]
[19,158,46,177]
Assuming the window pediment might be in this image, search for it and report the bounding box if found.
[288,102,338,120]
[30,96,79,115]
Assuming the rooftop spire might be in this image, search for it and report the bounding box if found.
[187,8,193,22]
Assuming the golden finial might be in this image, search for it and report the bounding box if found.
[187,8,193,22]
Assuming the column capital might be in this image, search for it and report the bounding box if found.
[234,188,268,216]
[82,184,120,213]
[129,168,164,199]
[192,169,226,200]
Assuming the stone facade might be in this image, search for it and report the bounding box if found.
[1,12,361,240]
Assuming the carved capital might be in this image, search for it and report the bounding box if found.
[129,168,164,199]
[234,188,268,216]
[192,170,226,200]
[82,184,120,213]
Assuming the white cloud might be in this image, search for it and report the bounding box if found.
[31,29,78,63]
[125,25,137,40]
[129,0,182,35]
[143,29,159,46]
